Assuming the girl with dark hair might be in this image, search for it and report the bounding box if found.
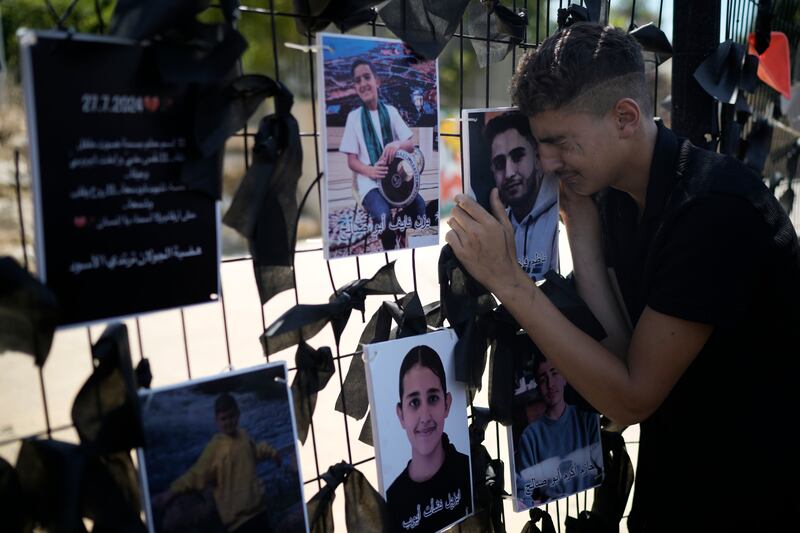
[386,345,472,532]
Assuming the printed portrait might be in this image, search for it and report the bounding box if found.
[364,329,473,532]
[319,33,440,259]
[138,363,308,533]
[463,108,559,280]
[508,342,604,511]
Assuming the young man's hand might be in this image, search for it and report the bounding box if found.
[367,163,388,180]
[445,189,523,293]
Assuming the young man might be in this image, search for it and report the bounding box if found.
[339,59,426,250]
[485,111,559,280]
[446,23,800,531]
[516,356,601,507]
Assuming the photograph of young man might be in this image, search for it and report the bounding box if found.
[484,111,559,280]
[386,345,472,533]
[515,356,602,507]
[339,59,426,250]
[445,22,800,532]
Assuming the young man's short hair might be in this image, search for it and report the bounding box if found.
[484,111,536,149]
[215,393,239,414]
[510,22,649,116]
[351,59,376,78]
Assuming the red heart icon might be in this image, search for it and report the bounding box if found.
[73,216,87,228]
[143,96,160,112]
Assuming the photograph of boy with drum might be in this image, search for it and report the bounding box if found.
[319,34,440,259]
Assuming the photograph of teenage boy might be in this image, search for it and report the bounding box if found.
[485,111,559,280]
[155,393,282,533]
[387,345,472,533]
[516,356,602,507]
[339,59,426,250]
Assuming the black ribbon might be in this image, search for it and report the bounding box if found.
[465,406,507,533]
[744,118,773,174]
[15,439,145,532]
[223,80,304,304]
[292,0,383,35]
[583,430,634,533]
[0,257,59,366]
[754,0,773,55]
[261,261,405,355]
[334,292,428,440]
[111,1,271,200]
[291,342,335,443]
[694,40,746,104]
[0,457,26,532]
[521,508,556,533]
[379,0,472,61]
[466,1,528,68]
[629,23,673,65]
[71,323,145,454]
[307,462,389,532]
[557,4,592,29]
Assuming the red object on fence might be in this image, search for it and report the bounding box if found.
[748,31,791,98]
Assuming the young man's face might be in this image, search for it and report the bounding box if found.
[490,128,541,209]
[396,364,452,458]
[529,109,619,196]
[534,360,566,410]
[353,63,380,107]
[215,408,240,437]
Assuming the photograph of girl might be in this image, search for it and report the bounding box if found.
[364,330,473,533]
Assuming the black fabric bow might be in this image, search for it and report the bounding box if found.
[334,292,428,443]
[223,80,304,304]
[754,0,773,55]
[463,407,507,533]
[629,23,673,65]
[449,270,606,425]
[521,508,556,533]
[0,257,59,366]
[291,342,335,443]
[71,323,145,454]
[292,0,383,35]
[466,1,528,68]
[15,439,145,532]
[111,1,272,200]
[585,430,634,532]
[379,0,472,61]
[261,261,405,355]
[743,118,774,174]
[307,462,389,532]
[557,4,592,29]
[694,40,746,105]
[438,244,496,328]
[110,0,240,40]
[0,457,26,532]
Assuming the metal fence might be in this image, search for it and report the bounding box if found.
[3,1,795,531]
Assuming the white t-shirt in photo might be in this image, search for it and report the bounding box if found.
[339,104,413,200]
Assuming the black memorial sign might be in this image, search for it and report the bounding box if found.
[20,31,219,326]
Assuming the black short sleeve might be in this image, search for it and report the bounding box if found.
[646,194,769,326]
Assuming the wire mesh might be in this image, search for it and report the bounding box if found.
[0,1,716,531]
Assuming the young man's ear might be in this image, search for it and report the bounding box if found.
[396,402,405,428]
[444,392,452,417]
[614,98,641,138]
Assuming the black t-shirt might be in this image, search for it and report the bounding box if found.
[601,123,800,532]
[386,434,473,532]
